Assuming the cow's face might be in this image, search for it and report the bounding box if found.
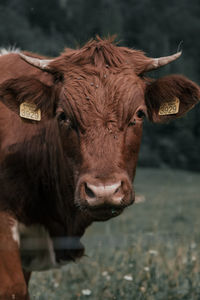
[1,39,199,221]
[56,67,147,220]
[52,43,199,220]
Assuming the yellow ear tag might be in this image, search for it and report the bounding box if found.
[20,102,41,121]
[159,97,180,116]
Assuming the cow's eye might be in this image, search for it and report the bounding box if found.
[137,109,146,119]
[58,112,71,127]
[128,109,146,126]
[58,112,67,122]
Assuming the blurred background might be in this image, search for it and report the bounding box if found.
[0,0,200,171]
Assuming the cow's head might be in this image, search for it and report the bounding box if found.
[1,38,199,222]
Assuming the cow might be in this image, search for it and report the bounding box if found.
[0,37,199,299]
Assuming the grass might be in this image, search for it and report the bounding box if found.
[29,168,200,300]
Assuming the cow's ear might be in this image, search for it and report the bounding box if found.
[145,75,200,123]
[0,77,57,119]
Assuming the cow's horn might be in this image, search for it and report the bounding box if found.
[19,53,53,70]
[145,51,182,72]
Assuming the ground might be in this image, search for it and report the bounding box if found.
[29,168,200,300]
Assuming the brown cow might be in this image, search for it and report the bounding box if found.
[0,37,199,299]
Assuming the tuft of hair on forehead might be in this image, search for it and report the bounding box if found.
[57,36,150,73]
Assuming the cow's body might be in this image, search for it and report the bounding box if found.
[0,38,199,299]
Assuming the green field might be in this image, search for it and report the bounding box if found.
[29,168,200,300]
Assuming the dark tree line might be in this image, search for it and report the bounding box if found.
[0,0,200,171]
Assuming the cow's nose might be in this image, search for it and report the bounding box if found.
[84,181,124,206]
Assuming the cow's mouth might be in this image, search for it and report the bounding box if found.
[81,204,127,221]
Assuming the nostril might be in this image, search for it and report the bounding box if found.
[114,181,122,194]
[114,187,119,194]
[84,183,96,199]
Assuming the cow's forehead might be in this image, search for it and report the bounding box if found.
[53,39,147,126]
[61,66,145,126]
